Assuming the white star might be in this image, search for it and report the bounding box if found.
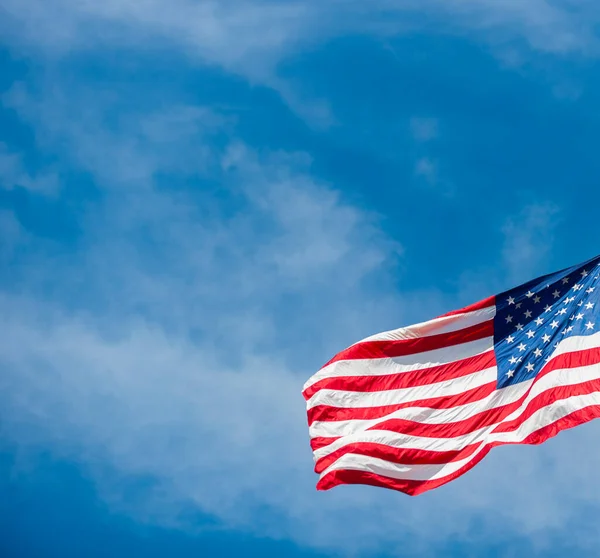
[524,310,533,319]
[515,302,523,310]
[535,317,544,326]
[562,326,574,336]
[582,269,589,278]
[587,287,595,294]
[544,305,552,313]
[578,301,584,307]
[505,315,513,323]
[525,363,535,372]
[586,302,595,310]
[506,369,515,378]
[553,290,561,298]
[576,313,584,320]
[562,277,570,284]
[526,291,535,298]
[551,320,559,329]
[526,330,535,339]
[518,343,527,352]
[586,322,595,330]
[573,284,583,292]
[533,295,541,304]
[506,335,515,344]
[564,296,576,305]
[509,356,518,365]
[542,334,551,343]
[507,296,515,305]
[534,348,543,358]
[558,308,568,315]
[516,323,524,331]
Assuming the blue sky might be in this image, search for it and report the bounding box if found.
[2,1,600,557]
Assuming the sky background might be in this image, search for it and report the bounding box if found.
[2,1,600,557]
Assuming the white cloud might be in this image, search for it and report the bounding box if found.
[413,156,456,196]
[4,14,600,555]
[1,0,309,75]
[399,0,599,55]
[415,156,437,183]
[454,201,562,305]
[4,83,230,190]
[0,142,59,193]
[3,76,600,557]
[410,117,439,142]
[502,202,561,285]
[0,81,415,552]
[5,0,597,62]
[3,0,600,125]
[0,209,28,266]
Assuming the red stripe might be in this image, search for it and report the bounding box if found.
[362,347,600,439]
[309,345,600,427]
[303,351,496,401]
[317,405,600,496]
[310,436,341,451]
[316,445,492,496]
[307,381,496,426]
[369,403,513,439]
[493,378,600,434]
[313,376,600,474]
[311,347,600,484]
[535,345,600,383]
[314,439,483,474]
[320,320,493,369]
[310,399,504,456]
[439,295,496,317]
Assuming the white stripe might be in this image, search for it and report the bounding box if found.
[315,358,600,466]
[360,306,496,343]
[320,390,600,485]
[314,415,496,462]
[306,367,497,411]
[319,443,488,483]
[491,391,600,443]
[551,330,600,358]
[309,375,522,439]
[303,337,494,392]
[310,331,600,438]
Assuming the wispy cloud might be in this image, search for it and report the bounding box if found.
[502,202,561,285]
[6,0,600,59]
[410,117,439,142]
[414,156,437,183]
[3,0,600,124]
[3,3,600,556]
[0,77,414,553]
[0,142,58,193]
[453,201,562,313]
[2,69,600,558]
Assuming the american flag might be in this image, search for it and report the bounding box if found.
[303,255,600,495]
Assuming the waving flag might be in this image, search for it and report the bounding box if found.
[303,255,600,495]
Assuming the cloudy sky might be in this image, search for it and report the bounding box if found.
[2,1,600,557]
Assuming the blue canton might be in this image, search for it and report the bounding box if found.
[494,256,600,388]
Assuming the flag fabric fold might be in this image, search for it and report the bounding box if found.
[303,255,600,495]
